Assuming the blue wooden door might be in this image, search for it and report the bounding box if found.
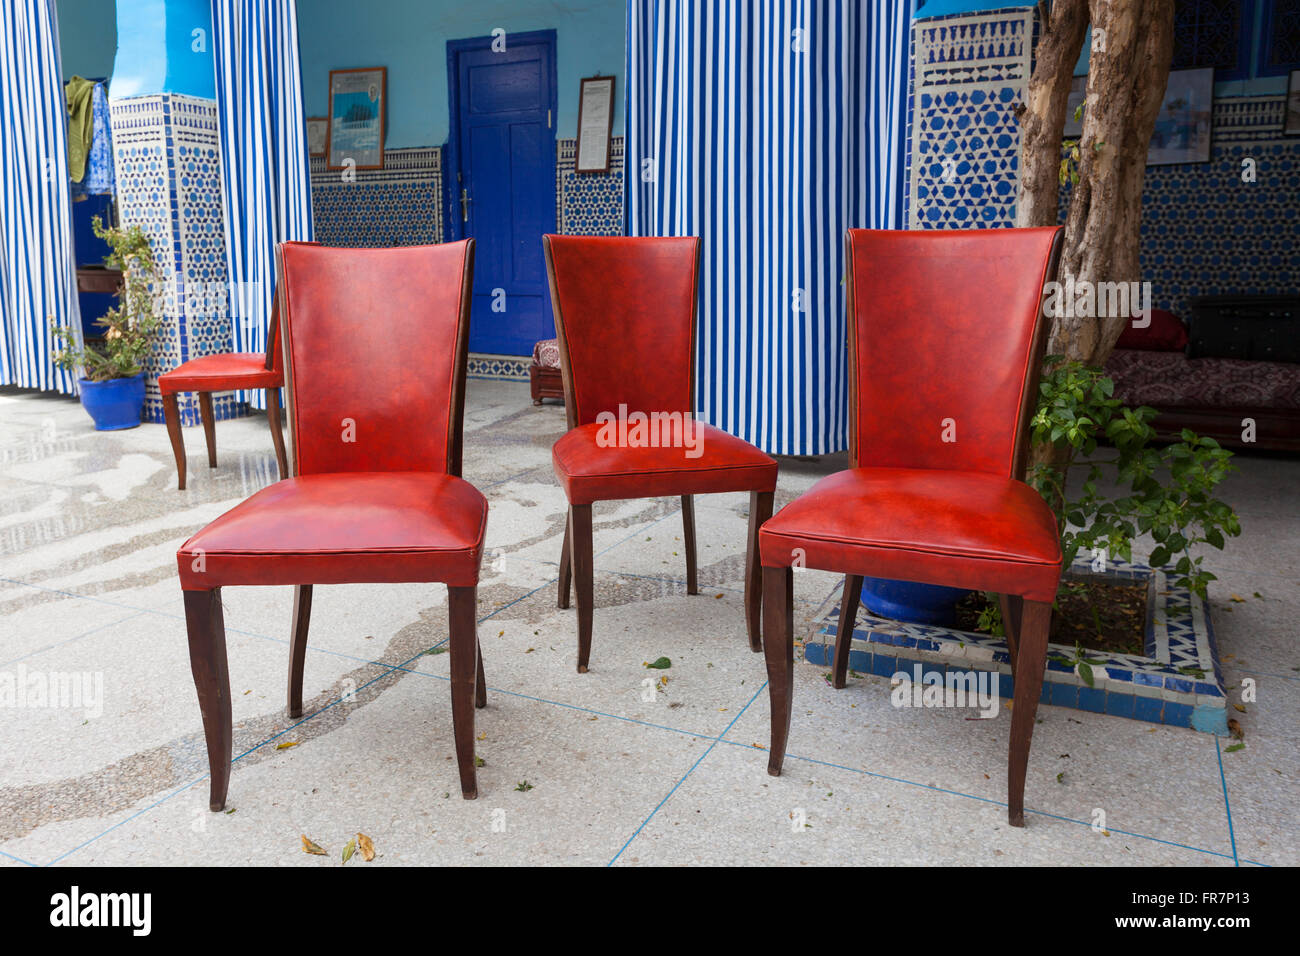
[451,33,556,356]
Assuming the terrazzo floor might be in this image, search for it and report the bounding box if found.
[0,378,1295,866]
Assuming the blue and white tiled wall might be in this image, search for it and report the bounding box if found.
[1061,96,1300,319]
[108,93,236,426]
[906,5,1300,319]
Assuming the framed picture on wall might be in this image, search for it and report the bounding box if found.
[1147,67,1214,166]
[306,117,329,157]
[575,75,615,174]
[327,67,386,170]
[1286,70,1300,136]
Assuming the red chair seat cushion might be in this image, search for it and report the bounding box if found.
[552,421,777,505]
[177,472,487,589]
[159,352,281,395]
[759,467,1062,602]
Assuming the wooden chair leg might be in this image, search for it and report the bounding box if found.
[557,517,572,609]
[448,585,480,799]
[266,388,288,480]
[832,574,864,689]
[681,495,699,595]
[184,588,232,811]
[162,392,187,490]
[763,565,794,776]
[1007,598,1051,827]
[999,593,1023,669]
[198,393,218,468]
[475,638,487,709]
[744,490,774,652]
[287,584,313,718]
[570,503,594,672]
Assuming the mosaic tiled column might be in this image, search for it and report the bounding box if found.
[108,94,237,425]
[905,7,1035,229]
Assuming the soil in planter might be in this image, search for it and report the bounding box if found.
[954,579,1148,656]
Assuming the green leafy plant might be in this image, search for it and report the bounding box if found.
[1058,103,1104,187]
[50,216,164,382]
[1048,641,1108,688]
[1028,356,1241,599]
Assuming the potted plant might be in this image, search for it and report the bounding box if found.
[51,217,164,430]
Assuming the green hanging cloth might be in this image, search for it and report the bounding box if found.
[65,75,95,183]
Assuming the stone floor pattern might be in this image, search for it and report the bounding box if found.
[0,379,1295,866]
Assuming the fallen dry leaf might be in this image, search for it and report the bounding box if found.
[275,741,300,751]
[301,834,326,856]
[357,832,375,862]
[1228,718,1244,740]
[341,838,356,864]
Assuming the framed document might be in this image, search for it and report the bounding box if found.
[327,67,386,170]
[305,117,328,156]
[575,75,615,174]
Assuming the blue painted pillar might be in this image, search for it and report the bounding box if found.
[108,0,235,426]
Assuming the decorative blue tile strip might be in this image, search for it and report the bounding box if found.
[803,556,1230,735]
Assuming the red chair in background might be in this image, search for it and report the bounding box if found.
[758,226,1065,827]
[176,240,489,810]
[159,302,288,490]
[543,235,778,673]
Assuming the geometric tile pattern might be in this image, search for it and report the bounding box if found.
[907,8,1035,229]
[108,94,238,427]
[556,136,624,236]
[803,557,1230,735]
[309,147,443,247]
[1057,96,1300,319]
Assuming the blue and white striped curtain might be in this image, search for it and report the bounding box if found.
[211,0,312,409]
[0,0,81,394]
[627,0,912,456]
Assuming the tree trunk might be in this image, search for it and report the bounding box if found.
[1016,0,1089,230]
[1016,0,1175,368]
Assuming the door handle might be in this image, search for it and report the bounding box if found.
[460,187,471,223]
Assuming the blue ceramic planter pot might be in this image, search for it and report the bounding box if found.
[79,374,145,431]
[858,577,973,628]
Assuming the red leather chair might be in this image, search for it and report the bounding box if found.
[543,235,778,672]
[759,226,1065,827]
[159,303,288,490]
[176,240,489,810]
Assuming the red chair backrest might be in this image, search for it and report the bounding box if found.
[273,240,475,477]
[845,227,1063,480]
[266,241,320,373]
[543,234,700,429]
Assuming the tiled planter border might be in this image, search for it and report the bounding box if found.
[802,558,1229,735]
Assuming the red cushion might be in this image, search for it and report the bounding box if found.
[158,352,280,395]
[552,421,777,505]
[177,472,487,590]
[1115,308,1188,352]
[759,467,1062,603]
